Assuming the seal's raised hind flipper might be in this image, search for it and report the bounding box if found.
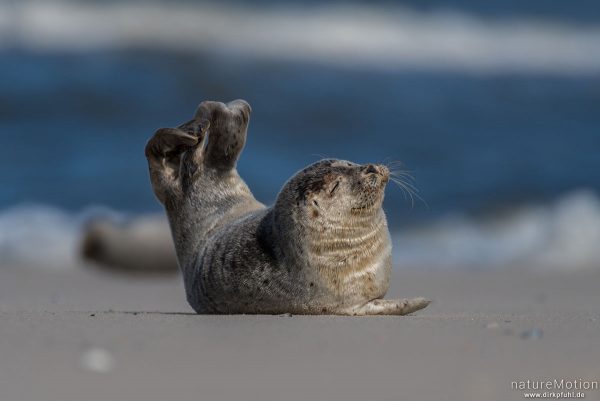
[145,99,251,205]
[194,99,251,171]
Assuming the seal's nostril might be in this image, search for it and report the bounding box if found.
[364,164,378,174]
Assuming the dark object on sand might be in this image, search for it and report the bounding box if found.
[81,216,178,274]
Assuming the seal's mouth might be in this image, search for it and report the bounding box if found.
[351,164,389,212]
[361,164,389,193]
[364,164,389,186]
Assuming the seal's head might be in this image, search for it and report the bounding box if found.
[272,159,392,288]
[278,159,389,220]
[272,159,390,254]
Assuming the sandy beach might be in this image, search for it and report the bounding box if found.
[1,264,599,401]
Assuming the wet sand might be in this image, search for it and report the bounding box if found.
[1,264,599,401]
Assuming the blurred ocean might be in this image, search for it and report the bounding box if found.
[1,0,599,270]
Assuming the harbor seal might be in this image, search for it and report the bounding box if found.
[145,99,430,315]
[81,215,178,274]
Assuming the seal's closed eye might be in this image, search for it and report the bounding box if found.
[330,181,340,195]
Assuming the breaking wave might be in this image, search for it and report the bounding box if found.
[1,191,600,271]
[393,190,600,271]
[1,1,600,74]
[0,205,124,270]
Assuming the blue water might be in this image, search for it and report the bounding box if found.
[1,0,600,270]
[2,50,599,228]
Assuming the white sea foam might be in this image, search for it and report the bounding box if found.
[393,190,600,271]
[0,204,123,270]
[1,191,600,271]
[1,1,600,74]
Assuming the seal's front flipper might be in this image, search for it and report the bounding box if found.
[352,297,431,316]
[195,99,251,171]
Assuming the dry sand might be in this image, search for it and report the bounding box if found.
[1,264,599,401]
